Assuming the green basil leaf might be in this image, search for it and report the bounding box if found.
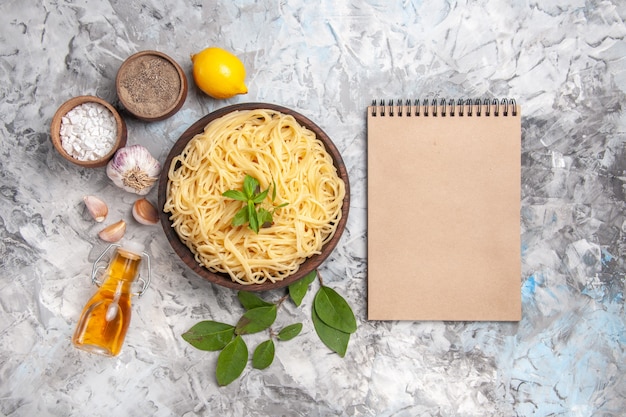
[271,180,277,201]
[237,291,273,310]
[252,188,269,204]
[252,339,275,370]
[257,208,273,228]
[235,305,277,335]
[288,270,317,306]
[248,200,259,233]
[314,286,357,334]
[232,206,249,227]
[243,175,258,199]
[181,321,235,351]
[276,323,303,341]
[312,304,350,357]
[222,189,247,201]
[216,335,248,386]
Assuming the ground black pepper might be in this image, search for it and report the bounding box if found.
[117,54,182,118]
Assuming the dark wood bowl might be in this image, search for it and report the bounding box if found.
[50,95,127,168]
[157,103,350,292]
[116,50,188,121]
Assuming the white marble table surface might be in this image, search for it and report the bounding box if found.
[1,0,625,416]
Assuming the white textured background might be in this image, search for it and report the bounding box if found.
[0,0,624,416]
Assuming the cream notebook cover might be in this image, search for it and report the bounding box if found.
[367,99,521,321]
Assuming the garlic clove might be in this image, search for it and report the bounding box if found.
[98,220,126,242]
[132,198,159,225]
[83,195,108,222]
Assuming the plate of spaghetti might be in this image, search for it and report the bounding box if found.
[158,103,350,291]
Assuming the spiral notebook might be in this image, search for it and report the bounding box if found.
[367,98,521,321]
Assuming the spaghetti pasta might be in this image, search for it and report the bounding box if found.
[164,109,345,285]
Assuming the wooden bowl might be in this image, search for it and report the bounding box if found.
[116,50,188,121]
[50,95,127,168]
[157,103,350,292]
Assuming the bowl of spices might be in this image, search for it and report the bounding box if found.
[50,95,127,168]
[116,50,188,122]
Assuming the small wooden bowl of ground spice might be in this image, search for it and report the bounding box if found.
[50,95,127,168]
[116,50,188,122]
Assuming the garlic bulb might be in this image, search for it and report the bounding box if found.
[106,145,161,195]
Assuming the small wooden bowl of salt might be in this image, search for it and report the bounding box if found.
[50,95,127,168]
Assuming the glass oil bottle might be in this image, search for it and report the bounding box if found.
[72,241,151,356]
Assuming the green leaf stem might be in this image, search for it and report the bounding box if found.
[182,269,358,386]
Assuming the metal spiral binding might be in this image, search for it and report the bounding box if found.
[371,98,517,117]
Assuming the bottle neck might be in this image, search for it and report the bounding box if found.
[101,248,142,290]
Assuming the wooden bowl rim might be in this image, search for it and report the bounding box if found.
[116,50,188,121]
[50,95,127,168]
[157,102,351,292]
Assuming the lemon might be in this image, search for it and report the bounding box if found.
[191,47,248,99]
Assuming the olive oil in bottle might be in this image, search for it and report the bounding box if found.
[72,242,144,356]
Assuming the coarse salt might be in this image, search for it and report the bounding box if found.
[60,102,118,161]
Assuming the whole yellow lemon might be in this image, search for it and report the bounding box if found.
[191,47,248,99]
